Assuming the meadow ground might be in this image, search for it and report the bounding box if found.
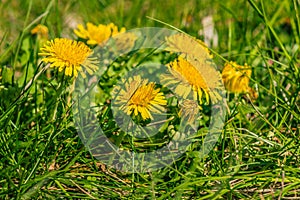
[0,0,299,199]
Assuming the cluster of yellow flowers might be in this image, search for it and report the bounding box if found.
[34,22,129,78]
[33,23,256,121]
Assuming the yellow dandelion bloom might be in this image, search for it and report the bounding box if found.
[161,56,221,104]
[39,38,98,78]
[74,22,126,46]
[31,24,49,44]
[222,61,251,93]
[109,32,137,53]
[113,75,167,120]
[165,33,213,59]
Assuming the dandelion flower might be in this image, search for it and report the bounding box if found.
[39,38,98,78]
[165,33,213,59]
[113,75,167,120]
[109,32,137,53]
[74,22,126,46]
[31,24,49,44]
[221,61,251,93]
[161,56,221,104]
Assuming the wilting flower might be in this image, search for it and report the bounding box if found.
[39,38,98,78]
[31,24,49,44]
[222,61,252,93]
[113,75,167,120]
[161,56,221,104]
[74,22,126,46]
[179,99,200,124]
[165,33,213,59]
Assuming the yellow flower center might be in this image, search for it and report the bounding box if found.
[113,75,167,120]
[50,39,91,66]
[170,57,208,91]
[129,83,158,107]
[88,24,111,44]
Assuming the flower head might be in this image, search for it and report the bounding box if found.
[109,32,137,54]
[222,61,251,93]
[31,24,49,44]
[39,38,98,78]
[74,22,126,46]
[161,56,221,104]
[165,33,213,59]
[113,75,167,120]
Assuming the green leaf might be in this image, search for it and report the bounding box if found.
[1,65,14,84]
